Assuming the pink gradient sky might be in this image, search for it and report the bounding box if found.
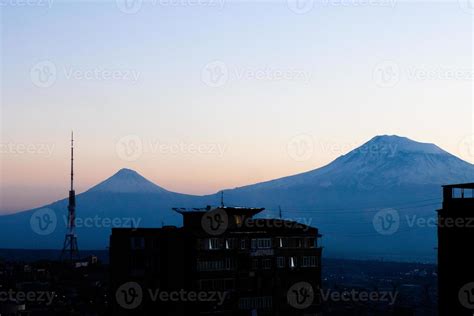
[1,1,472,213]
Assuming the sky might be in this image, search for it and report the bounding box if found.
[0,0,472,213]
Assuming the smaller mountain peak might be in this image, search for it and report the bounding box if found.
[370,135,407,141]
[88,168,168,194]
[113,168,140,177]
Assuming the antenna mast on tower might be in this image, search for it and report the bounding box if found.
[60,131,80,262]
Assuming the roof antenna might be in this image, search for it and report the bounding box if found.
[221,191,225,208]
[279,206,282,219]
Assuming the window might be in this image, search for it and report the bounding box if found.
[197,259,230,272]
[263,259,271,269]
[234,215,243,225]
[241,239,246,249]
[302,256,317,267]
[305,237,316,248]
[302,256,309,267]
[208,238,222,250]
[130,237,144,250]
[257,238,272,249]
[225,258,233,270]
[225,238,237,249]
[238,297,273,310]
[289,256,297,268]
[251,239,257,249]
[251,259,258,270]
[277,237,288,248]
[277,257,285,268]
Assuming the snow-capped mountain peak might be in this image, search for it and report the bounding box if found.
[87,168,168,193]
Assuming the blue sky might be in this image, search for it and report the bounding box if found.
[1,0,472,212]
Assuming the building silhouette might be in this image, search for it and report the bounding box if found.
[110,206,322,315]
[438,183,474,316]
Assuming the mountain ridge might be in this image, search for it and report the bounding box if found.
[1,134,473,261]
[228,135,473,192]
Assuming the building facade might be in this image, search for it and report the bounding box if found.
[438,183,474,316]
[110,206,322,315]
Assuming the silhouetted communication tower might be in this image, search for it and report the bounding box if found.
[60,132,80,261]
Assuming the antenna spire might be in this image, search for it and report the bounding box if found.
[70,131,74,191]
[61,131,79,262]
[221,191,224,207]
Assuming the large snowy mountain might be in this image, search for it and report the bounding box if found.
[1,135,473,262]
